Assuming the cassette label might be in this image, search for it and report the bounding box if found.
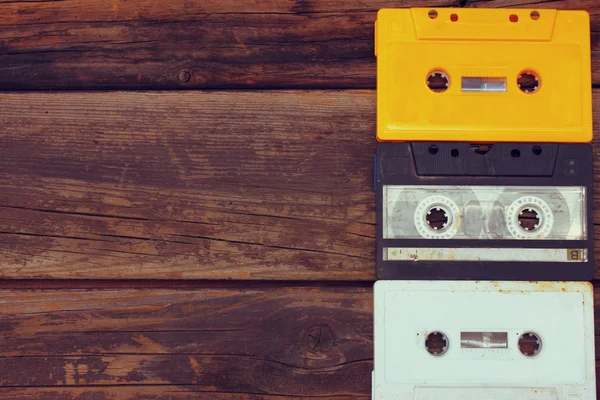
[383,248,588,263]
[373,281,596,399]
[375,8,592,143]
[376,142,594,280]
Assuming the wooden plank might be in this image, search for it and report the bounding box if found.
[0,287,372,398]
[0,90,376,280]
[0,0,457,90]
[1,286,600,398]
[1,0,599,89]
[0,388,364,400]
[1,89,600,280]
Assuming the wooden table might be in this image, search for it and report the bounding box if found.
[0,0,598,398]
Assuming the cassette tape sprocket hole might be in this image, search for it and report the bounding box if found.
[415,196,460,239]
[517,71,540,93]
[426,206,449,231]
[518,332,542,357]
[518,206,541,231]
[426,71,449,93]
[506,196,553,239]
[425,331,449,356]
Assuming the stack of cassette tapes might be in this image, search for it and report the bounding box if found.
[372,8,596,399]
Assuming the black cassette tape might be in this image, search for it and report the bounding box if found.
[375,142,594,281]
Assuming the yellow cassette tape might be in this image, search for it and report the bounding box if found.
[375,8,592,143]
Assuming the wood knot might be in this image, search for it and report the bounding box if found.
[304,325,334,353]
[178,70,192,83]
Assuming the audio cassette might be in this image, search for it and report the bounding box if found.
[375,142,593,281]
[372,280,596,400]
[375,8,592,143]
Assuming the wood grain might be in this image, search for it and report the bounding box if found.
[0,286,599,398]
[0,90,376,280]
[0,0,456,90]
[1,89,600,280]
[0,288,372,398]
[0,388,364,400]
[0,0,598,89]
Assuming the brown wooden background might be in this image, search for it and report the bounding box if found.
[0,0,598,398]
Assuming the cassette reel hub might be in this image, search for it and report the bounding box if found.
[518,332,542,357]
[426,206,449,231]
[517,205,541,231]
[414,196,460,239]
[517,71,540,94]
[506,196,554,239]
[426,70,449,93]
[425,331,449,356]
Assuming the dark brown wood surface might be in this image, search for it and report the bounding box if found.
[1,0,599,398]
[0,0,598,89]
[0,287,372,399]
[2,90,600,280]
[0,90,375,280]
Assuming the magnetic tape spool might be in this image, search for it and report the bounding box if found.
[387,188,483,240]
[494,188,570,240]
[504,196,554,239]
[413,195,461,239]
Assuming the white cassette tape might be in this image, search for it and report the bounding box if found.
[373,281,596,400]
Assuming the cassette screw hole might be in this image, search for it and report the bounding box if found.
[426,206,449,231]
[428,145,439,155]
[426,331,449,356]
[517,71,540,93]
[518,332,542,356]
[530,10,540,20]
[450,149,459,157]
[428,9,438,19]
[509,14,518,22]
[511,149,520,158]
[450,13,458,22]
[518,207,541,232]
[427,71,449,93]
[532,146,542,156]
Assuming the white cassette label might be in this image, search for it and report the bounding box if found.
[382,185,586,240]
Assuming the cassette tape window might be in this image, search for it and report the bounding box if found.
[382,185,586,241]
